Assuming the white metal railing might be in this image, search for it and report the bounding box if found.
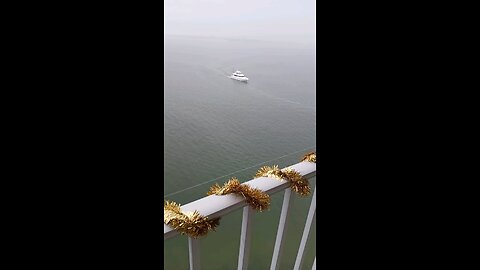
[164,161,316,270]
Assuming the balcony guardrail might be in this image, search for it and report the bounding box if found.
[164,160,316,270]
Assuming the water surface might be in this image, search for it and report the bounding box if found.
[164,35,316,269]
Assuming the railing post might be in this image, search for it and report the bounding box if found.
[237,206,254,270]
[293,186,316,270]
[188,237,201,270]
[270,188,294,270]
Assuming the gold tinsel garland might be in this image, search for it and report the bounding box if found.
[163,154,315,238]
[164,200,219,238]
[302,152,316,163]
[207,177,270,212]
[255,165,311,196]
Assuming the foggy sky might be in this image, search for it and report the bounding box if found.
[165,0,315,44]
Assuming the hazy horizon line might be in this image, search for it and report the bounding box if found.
[165,33,315,46]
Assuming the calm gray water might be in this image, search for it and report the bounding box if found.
[164,35,316,269]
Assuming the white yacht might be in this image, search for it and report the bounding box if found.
[229,70,249,82]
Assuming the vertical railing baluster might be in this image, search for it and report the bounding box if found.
[237,206,254,270]
[270,188,294,270]
[311,257,316,269]
[293,186,316,270]
[188,237,201,270]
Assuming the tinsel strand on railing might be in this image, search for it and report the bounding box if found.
[164,154,316,238]
[302,152,316,163]
[164,200,220,238]
[254,165,311,196]
[207,177,270,212]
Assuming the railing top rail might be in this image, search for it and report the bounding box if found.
[164,161,316,240]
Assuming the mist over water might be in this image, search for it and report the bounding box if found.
[164,35,316,269]
[165,0,316,45]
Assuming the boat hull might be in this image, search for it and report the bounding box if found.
[229,76,249,82]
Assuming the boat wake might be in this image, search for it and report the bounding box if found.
[215,65,315,112]
[248,84,315,112]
